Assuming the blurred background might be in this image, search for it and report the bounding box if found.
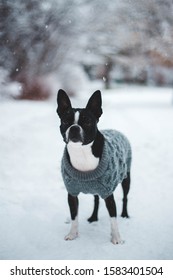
[1,0,173,100]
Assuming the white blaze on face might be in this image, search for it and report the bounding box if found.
[65,111,81,142]
[74,111,80,124]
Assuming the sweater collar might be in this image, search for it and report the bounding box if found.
[62,141,109,181]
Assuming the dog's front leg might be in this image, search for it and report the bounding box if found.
[65,193,79,241]
[105,194,124,245]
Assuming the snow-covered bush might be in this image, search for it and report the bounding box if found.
[58,64,89,96]
[0,68,21,100]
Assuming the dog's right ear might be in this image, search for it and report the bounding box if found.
[56,89,72,117]
[86,90,102,120]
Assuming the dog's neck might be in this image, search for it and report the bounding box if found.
[67,130,104,172]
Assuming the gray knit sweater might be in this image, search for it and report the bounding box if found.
[61,130,132,199]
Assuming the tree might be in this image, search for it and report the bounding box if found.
[0,0,80,99]
[78,0,173,86]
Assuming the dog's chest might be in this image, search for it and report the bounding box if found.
[67,142,99,171]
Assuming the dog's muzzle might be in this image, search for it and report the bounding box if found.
[66,125,83,143]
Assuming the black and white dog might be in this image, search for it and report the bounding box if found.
[56,89,131,244]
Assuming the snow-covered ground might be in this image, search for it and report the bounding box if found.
[0,85,173,260]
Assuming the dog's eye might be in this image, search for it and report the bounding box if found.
[80,114,92,127]
[84,118,92,126]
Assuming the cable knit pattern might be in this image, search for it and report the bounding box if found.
[61,130,132,199]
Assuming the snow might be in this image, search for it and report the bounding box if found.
[0,85,173,260]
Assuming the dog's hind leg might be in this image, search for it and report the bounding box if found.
[88,195,99,223]
[121,172,130,218]
[105,194,123,244]
[65,193,79,240]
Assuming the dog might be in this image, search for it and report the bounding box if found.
[56,89,132,244]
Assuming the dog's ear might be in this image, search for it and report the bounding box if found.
[56,89,72,117]
[86,90,102,120]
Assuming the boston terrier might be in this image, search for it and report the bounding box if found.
[56,89,132,244]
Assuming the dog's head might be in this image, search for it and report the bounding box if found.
[56,89,102,145]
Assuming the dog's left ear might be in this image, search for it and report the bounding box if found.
[86,90,102,120]
[56,89,72,117]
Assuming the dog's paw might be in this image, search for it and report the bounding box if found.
[121,213,130,218]
[87,216,98,223]
[64,231,78,241]
[111,230,124,245]
[110,217,124,245]
[111,236,125,245]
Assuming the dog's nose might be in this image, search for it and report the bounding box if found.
[70,125,80,134]
[68,125,83,143]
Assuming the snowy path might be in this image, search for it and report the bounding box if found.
[0,87,173,260]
